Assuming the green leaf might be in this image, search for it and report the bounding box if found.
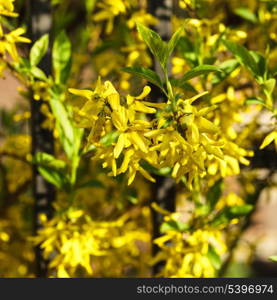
[82,144,96,157]
[136,23,168,70]
[122,66,164,90]
[127,195,138,204]
[211,59,239,85]
[44,90,83,183]
[30,66,47,80]
[157,167,172,176]
[178,36,198,67]
[33,152,66,170]
[170,78,197,93]
[34,153,69,189]
[85,0,97,14]
[20,57,32,69]
[207,245,221,270]
[126,188,138,204]
[250,51,267,79]
[49,96,75,159]
[167,26,184,59]
[49,98,74,142]
[204,56,217,65]
[269,256,277,263]
[207,179,223,209]
[30,34,49,66]
[78,179,105,189]
[246,98,269,108]
[229,204,253,216]
[38,166,67,189]
[100,131,120,146]
[195,204,211,217]
[179,65,222,84]
[234,7,258,23]
[160,220,189,233]
[263,78,276,97]
[223,39,259,77]
[72,126,84,157]
[212,204,253,226]
[271,65,277,78]
[53,31,72,84]
[140,161,171,177]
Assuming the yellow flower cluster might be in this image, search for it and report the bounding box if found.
[34,207,150,277]
[149,92,225,186]
[69,79,160,185]
[205,89,254,177]
[154,227,226,277]
[153,189,249,278]
[92,0,157,34]
[69,79,253,188]
[0,0,30,76]
[93,0,136,34]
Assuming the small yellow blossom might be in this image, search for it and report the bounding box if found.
[260,130,277,150]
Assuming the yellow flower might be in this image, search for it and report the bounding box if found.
[69,78,118,142]
[0,0,30,64]
[0,0,18,17]
[260,130,277,150]
[179,0,194,10]
[216,193,244,211]
[171,56,187,75]
[121,43,151,68]
[127,10,157,29]
[0,27,31,60]
[93,0,136,34]
[32,81,51,101]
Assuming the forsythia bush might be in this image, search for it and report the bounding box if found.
[0,0,276,277]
